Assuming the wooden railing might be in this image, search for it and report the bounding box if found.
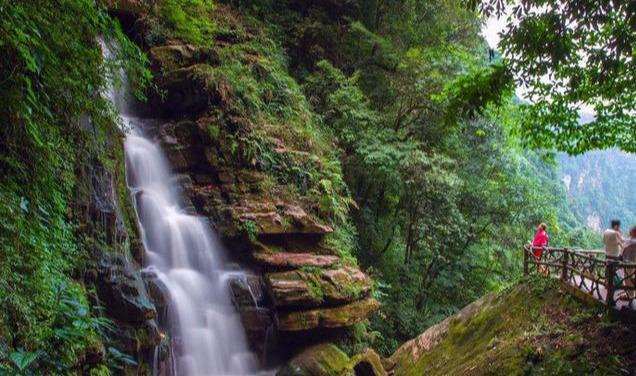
[523,245,636,309]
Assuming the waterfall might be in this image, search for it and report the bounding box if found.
[101,39,264,376]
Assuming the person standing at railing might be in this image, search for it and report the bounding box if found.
[603,219,625,301]
[531,223,549,274]
[603,219,624,261]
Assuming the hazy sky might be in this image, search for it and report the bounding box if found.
[482,16,504,49]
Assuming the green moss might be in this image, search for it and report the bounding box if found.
[207,124,221,140]
[150,0,216,46]
[278,343,353,376]
[304,271,325,300]
[394,278,633,376]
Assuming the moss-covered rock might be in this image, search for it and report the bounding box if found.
[278,344,388,376]
[277,343,352,376]
[265,266,371,308]
[276,298,380,332]
[349,348,387,376]
[390,278,636,375]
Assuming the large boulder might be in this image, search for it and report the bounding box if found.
[276,298,380,332]
[265,266,372,308]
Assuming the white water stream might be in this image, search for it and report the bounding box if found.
[102,40,263,376]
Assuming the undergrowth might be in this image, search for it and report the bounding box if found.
[0,1,149,373]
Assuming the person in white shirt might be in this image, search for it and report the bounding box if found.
[603,219,624,260]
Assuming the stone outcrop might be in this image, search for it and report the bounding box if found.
[153,114,377,331]
[153,117,378,334]
[265,266,372,308]
[146,39,378,348]
[276,298,380,332]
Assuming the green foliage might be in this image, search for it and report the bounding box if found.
[0,0,149,373]
[149,0,216,45]
[239,219,259,241]
[257,0,601,355]
[470,0,636,154]
[437,62,513,123]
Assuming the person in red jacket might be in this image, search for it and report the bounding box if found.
[531,222,549,262]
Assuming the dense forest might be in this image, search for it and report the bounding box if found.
[1,0,634,374]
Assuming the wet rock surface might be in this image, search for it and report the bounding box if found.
[96,253,157,323]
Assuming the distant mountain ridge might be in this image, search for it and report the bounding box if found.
[558,150,636,232]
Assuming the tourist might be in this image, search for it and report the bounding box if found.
[622,227,636,301]
[604,219,626,301]
[603,219,623,261]
[531,223,549,274]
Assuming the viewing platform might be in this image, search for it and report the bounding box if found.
[524,245,636,310]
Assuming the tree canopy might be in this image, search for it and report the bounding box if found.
[468,0,636,154]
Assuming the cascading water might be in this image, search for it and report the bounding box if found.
[102,40,263,376]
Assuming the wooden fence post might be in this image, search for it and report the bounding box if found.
[606,260,617,307]
[561,249,569,282]
[523,245,529,275]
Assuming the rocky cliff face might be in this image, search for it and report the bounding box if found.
[74,127,165,373]
[105,0,378,369]
[558,150,636,233]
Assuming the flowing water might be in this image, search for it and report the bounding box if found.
[102,40,262,376]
